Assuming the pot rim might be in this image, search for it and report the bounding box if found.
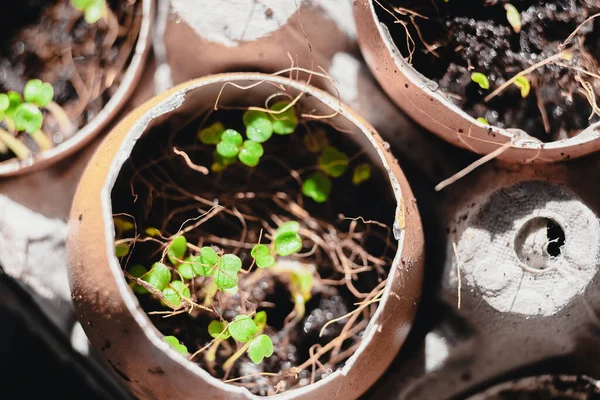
[99,73,411,398]
[359,0,600,157]
[0,0,154,177]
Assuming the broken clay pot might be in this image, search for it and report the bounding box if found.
[67,73,424,399]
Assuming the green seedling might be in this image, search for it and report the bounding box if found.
[143,262,171,291]
[302,171,332,203]
[162,280,191,308]
[167,235,187,265]
[471,72,490,90]
[213,254,242,290]
[115,243,130,257]
[274,231,302,257]
[163,335,188,355]
[514,76,530,98]
[269,101,298,134]
[319,146,349,178]
[216,129,243,158]
[198,122,225,145]
[251,244,275,268]
[237,140,264,167]
[213,312,273,370]
[71,0,106,24]
[352,163,371,185]
[243,110,273,143]
[505,3,522,33]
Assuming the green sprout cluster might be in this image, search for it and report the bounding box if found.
[0,80,53,135]
[208,311,274,366]
[198,103,371,204]
[302,136,372,203]
[118,219,304,300]
[199,101,298,171]
[71,0,106,24]
[0,79,58,159]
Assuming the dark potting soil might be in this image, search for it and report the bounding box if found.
[0,0,142,161]
[378,0,600,141]
[111,107,397,395]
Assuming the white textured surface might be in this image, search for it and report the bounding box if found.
[0,195,70,303]
[170,0,355,46]
[447,181,600,316]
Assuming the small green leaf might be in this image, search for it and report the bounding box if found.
[303,129,328,153]
[115,243,130,257]
[189,246,219,277]
[302,172,332,203]
[319,146,349,178]
[214,254,242,290]
[71,0,95,10]
[113,216,134,235]
[163,336,188,355]
[238,140,264,167]
[0,94,10,112]
[505,3,522,33]
[352,163,371,185]
[477,117,489,125]
[5,91,23,117]
[208,320,230,339]
[14,103,43,134]
[145,227,161,237]
[216,135,242,158]
[514,76,530,98]
[198,122,225,145]
[162,280,190,307]
[471,72,490,90]
[251,244,275,268]
[24,79,53,107]
[269,101,298,134]
[243,110,273,143]
[274,232,302,256]
[144,262,171,291]
[167,235,187,265]
[247,334,274,364]
[253,311,267,327]
[275,221,300,237]
[128,264,148,294]
[84,0,105,24]
[228,315,258,343]
[178,260,196,280]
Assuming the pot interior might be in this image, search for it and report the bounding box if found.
[105,75,402,396]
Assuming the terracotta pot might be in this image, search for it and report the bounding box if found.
[353,0,600,163]
[67,73,424,399]
[0,0,154,177]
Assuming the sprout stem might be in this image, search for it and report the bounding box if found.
[31,130,53,151]
[4,118,16,133]
[205,338,223,363]
[222,325,264,373]
[0,129,30,160]
[222,341,251,372]
[0,139,7,154]
[45,101,75,135]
